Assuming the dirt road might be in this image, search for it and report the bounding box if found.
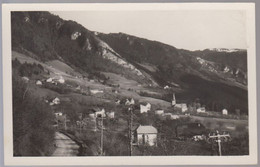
[52,132,80,156]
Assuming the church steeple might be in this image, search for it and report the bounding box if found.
[172,93,176,106]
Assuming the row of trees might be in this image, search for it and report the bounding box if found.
[13,71,55,156]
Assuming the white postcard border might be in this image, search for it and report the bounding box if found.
[2,3,257,166]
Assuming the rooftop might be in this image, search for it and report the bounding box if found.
[136,125,158,134]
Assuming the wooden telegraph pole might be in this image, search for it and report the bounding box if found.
[64,114,67,131]
[100,115,104,156]
[208,130,231,156]
[129,107,133,156]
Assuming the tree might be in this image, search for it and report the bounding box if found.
[13,72,55,156]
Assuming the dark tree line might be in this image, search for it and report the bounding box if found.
[12,71,55,156]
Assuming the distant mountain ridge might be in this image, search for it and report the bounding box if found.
[11,11,248,114]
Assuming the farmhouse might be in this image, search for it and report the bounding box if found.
[89,113,95,119]
[130,98,135,105]
[76,85,81,90]
[90,89,104,94]
[54,112,63,117]
[140,103,151,113]
[36,80,42,85]
[115,99,121,105]
[106,112,115,119]
[52,97,60,105]
[125,99,131,105]
[197,107,206,113]
[174,103,188,112]
[164,85,170,89]
[58,77,65,84]
[222,108,228,115]
[125,98,135,105]
[46,78,53,83]
[155,109,164,115]
[134,125,158,146]
[163,113,179,120]
[91,108,106,118]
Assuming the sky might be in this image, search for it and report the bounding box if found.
[51,10,247,51]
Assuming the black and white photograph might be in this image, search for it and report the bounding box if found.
[2,3,257,166]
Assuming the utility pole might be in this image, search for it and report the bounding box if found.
[208,130,231,156]
[130,107,133,156]
[128,106,133,156]
[79,121,82,134]
[100,116,104,156]
[94,117,97,132]
[64,114,67,131]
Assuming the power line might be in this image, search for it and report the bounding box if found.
[207,130,231,156]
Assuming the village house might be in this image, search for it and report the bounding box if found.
[89,113,95,119]
[106,112,115,119]
[52,97,60,105]
[130,98,135,105]
[36,80,42,86]
[174,103,188,112]
[222,108,228,115]
[58,77,65,84]
[112,89,119,94]
[22,76,29,83]
[90,89,104,94]
[163,113,180,120]
[155,109,164,115]
[46,77,53,83]
[115,99,121,105]
[164,85,170,89]
[125,99,131,105]
[91,108,106,118]
[140,103,151,113]
[134,125,158,146]
[125,98,135,105]
[197,107,206,113]
[54,112,63,117]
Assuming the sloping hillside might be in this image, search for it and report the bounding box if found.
[11,11,248,114]
[11,12,155,86]
[97,33,248,113]
[98,32,247,88]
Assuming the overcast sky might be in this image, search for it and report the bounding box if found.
[51,10,247,51]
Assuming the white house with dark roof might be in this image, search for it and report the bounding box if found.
[135,125,158,146]
[222,108,228,115]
